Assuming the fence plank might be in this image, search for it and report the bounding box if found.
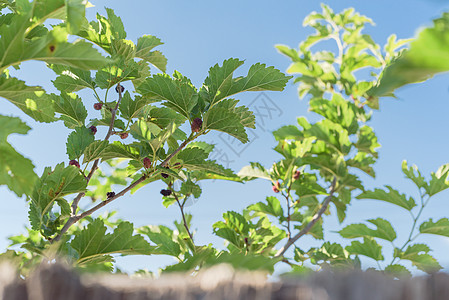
[1,262,447,300]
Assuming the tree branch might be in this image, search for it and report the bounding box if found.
[275,177,337,258]
[53,174,148,242]
[160,134,194,168]
[172,190,193,240]
[70,84,124,215]
[282,184,293,240]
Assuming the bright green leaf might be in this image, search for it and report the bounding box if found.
[357,186,416,211]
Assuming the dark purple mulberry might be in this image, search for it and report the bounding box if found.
[115,84,125,93]
[161,166,169,178]
[160,189,172,197]
[89,126,97,135]
[106,191,115,198]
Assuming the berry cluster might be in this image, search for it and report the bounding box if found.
[106,191,116,199]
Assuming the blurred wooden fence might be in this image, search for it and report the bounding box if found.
[0,262,448,300]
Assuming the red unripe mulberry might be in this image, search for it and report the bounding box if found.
[191,118,203,133]
[93,103,103,110]
[293,170,301,180]
[143,157,151,169]
[69,160,80,168]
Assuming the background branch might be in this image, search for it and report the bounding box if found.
[275,177,337,257]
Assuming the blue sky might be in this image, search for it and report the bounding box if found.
[2,0,449,274]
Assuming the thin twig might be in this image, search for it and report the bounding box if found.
[70,84,124,215]
[160,135,193,167]
[275,177,337,258]
[53,175,148,242]
[282,182,293,240]
[172,190,193,240]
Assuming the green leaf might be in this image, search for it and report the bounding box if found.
[419,218,449,237]
[426,164,449,196]
[401,160,427,190]
[30,163,87,230]
[396,243,442,273]
[238,163,271,180]
[65,0,86,34]
[366,218,397,242]
[51,65,95,92]
[111,39,135,61]
[71,219,154,265]
[148,106,187,128]
[94,58,141,89]
[354,125,380,157]
[136,35,163,54]
[346,237,384,261]
[137,225,180,257]
[101,141,140,161]
[384,264,411,278]
[357,186,416,211]
[53,93,87,128]
[369,12,449,97]
[214,228,241,248]
[177,148,209,165]
[118,91,152,121]
[137,73,197,119]
[180,179,201,198]
[208,252,279,273]
[105,7,126,40]
[0,141,37,197]
[66,126,95,160]
[137,49,167,73]
[295,218,323,239]
[309,93,362,134]
[82,140,109,164]
[200,58,244,104]
[148,122,178,154]
[216,211,250,235]
[0,75,57,123]
[0,114,30,142]
[339,218,396,242]
[130,119,161,141]
[185,142,215,154]
[203,99,251,143]
[201,59,291,105]
[248,196,284,218]
[32,35,110,70]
